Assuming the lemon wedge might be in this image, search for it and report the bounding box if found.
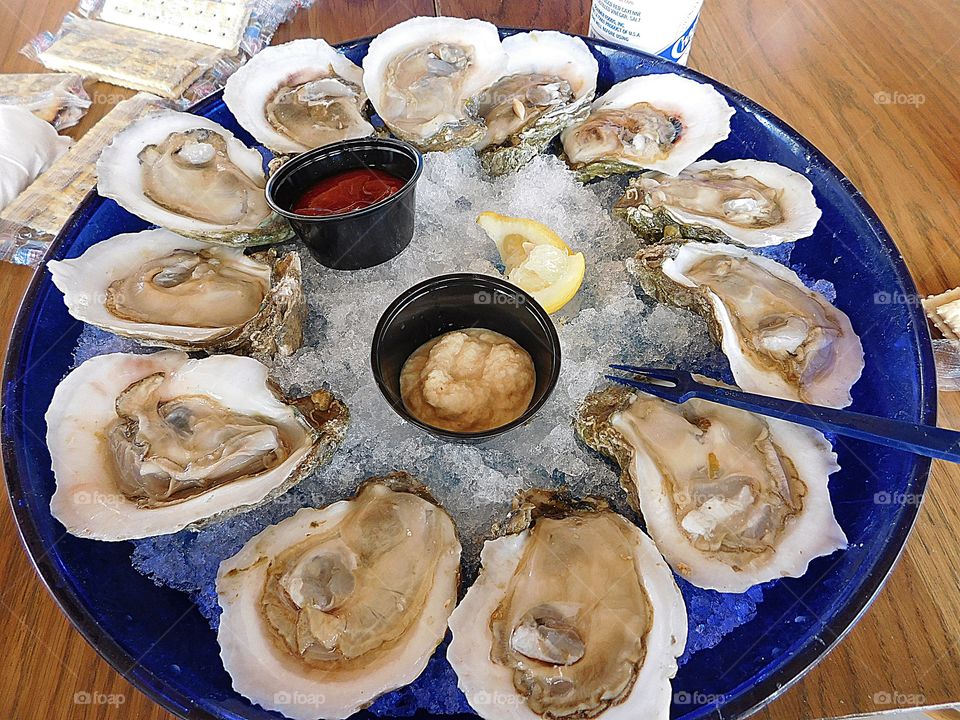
[477,211,586,313]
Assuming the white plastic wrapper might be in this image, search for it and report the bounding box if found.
[0,106,71,213]
[933,339,960,392]
[0,73,91,130]
[0,93,170,266]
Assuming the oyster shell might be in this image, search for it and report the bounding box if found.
[48,228,304,359]
[362,16,507,151]
[561,74,734,180]
[224,39,374,155]
[614,159,822,247]
[476,31,598,175]
[575,383,847,592]
[448,489,686,720]
[216,472,461,720]
[47,351,348,540]
[97,110,292,246]
[629,242,864,407]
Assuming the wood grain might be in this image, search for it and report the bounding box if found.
[1,0,959,718]
[437,0,592,34]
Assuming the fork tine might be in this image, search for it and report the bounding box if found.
[608,364,683,382]
[605,374,685,402]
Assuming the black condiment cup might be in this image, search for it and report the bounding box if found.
[371,273,562,443]
[265,137,423,270]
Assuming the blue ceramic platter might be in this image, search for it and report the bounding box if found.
[2,31,936,720]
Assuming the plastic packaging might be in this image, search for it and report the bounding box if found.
[24,0,315,107]
[0,106,72,213]
[78,0,316,56]
[83,0,252,52]
[934,339,960,391]
[238,0,315,56]
[22,14,231,100]
[0,73,91,129]
[0,93,171,266]
[922,287,960,341]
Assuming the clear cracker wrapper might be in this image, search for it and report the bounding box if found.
[934,339,960,392]
[23,15,234,100]
[79,0,318,57]
[237,0,317,56]
[0,93,172,267]
[0,73,91,130]
[93,0,252,53]
[923,287,960,341]
[23,0,316,106]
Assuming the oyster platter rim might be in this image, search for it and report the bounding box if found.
[1,28,937,720]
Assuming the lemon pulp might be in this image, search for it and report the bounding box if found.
[476,211,586,313]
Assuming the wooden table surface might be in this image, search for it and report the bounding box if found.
[1,0,959,718]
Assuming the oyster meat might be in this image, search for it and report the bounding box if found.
[362,16,506,151]
[630,242,864,407]
[47,351,348,540]
[448,489,686,720]
[576,383,847,592]
[476,31,598,175]
[97,110,292,246]
[224,39,374,155]
[615,159,822,246]
[48,228,304,359]
[216,473,461,720]
[561,74,734,180]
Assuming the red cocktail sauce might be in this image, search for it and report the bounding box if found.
[292,168,405,216]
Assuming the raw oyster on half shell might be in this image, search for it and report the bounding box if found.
[362,16,507,151]
[448,489,686,720]
[576,383,847,592]
[561,73,734,180]
[614,159,822,247]
[97,110,292,246]
[47,351,348,540]
[476,31,598,175]
[629,242,864,407]
[217,472,461,720]
[224,38,374,155]
[48,228,304,359]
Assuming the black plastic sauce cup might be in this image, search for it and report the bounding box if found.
[371,273,562,443]
[265,137,424,270]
